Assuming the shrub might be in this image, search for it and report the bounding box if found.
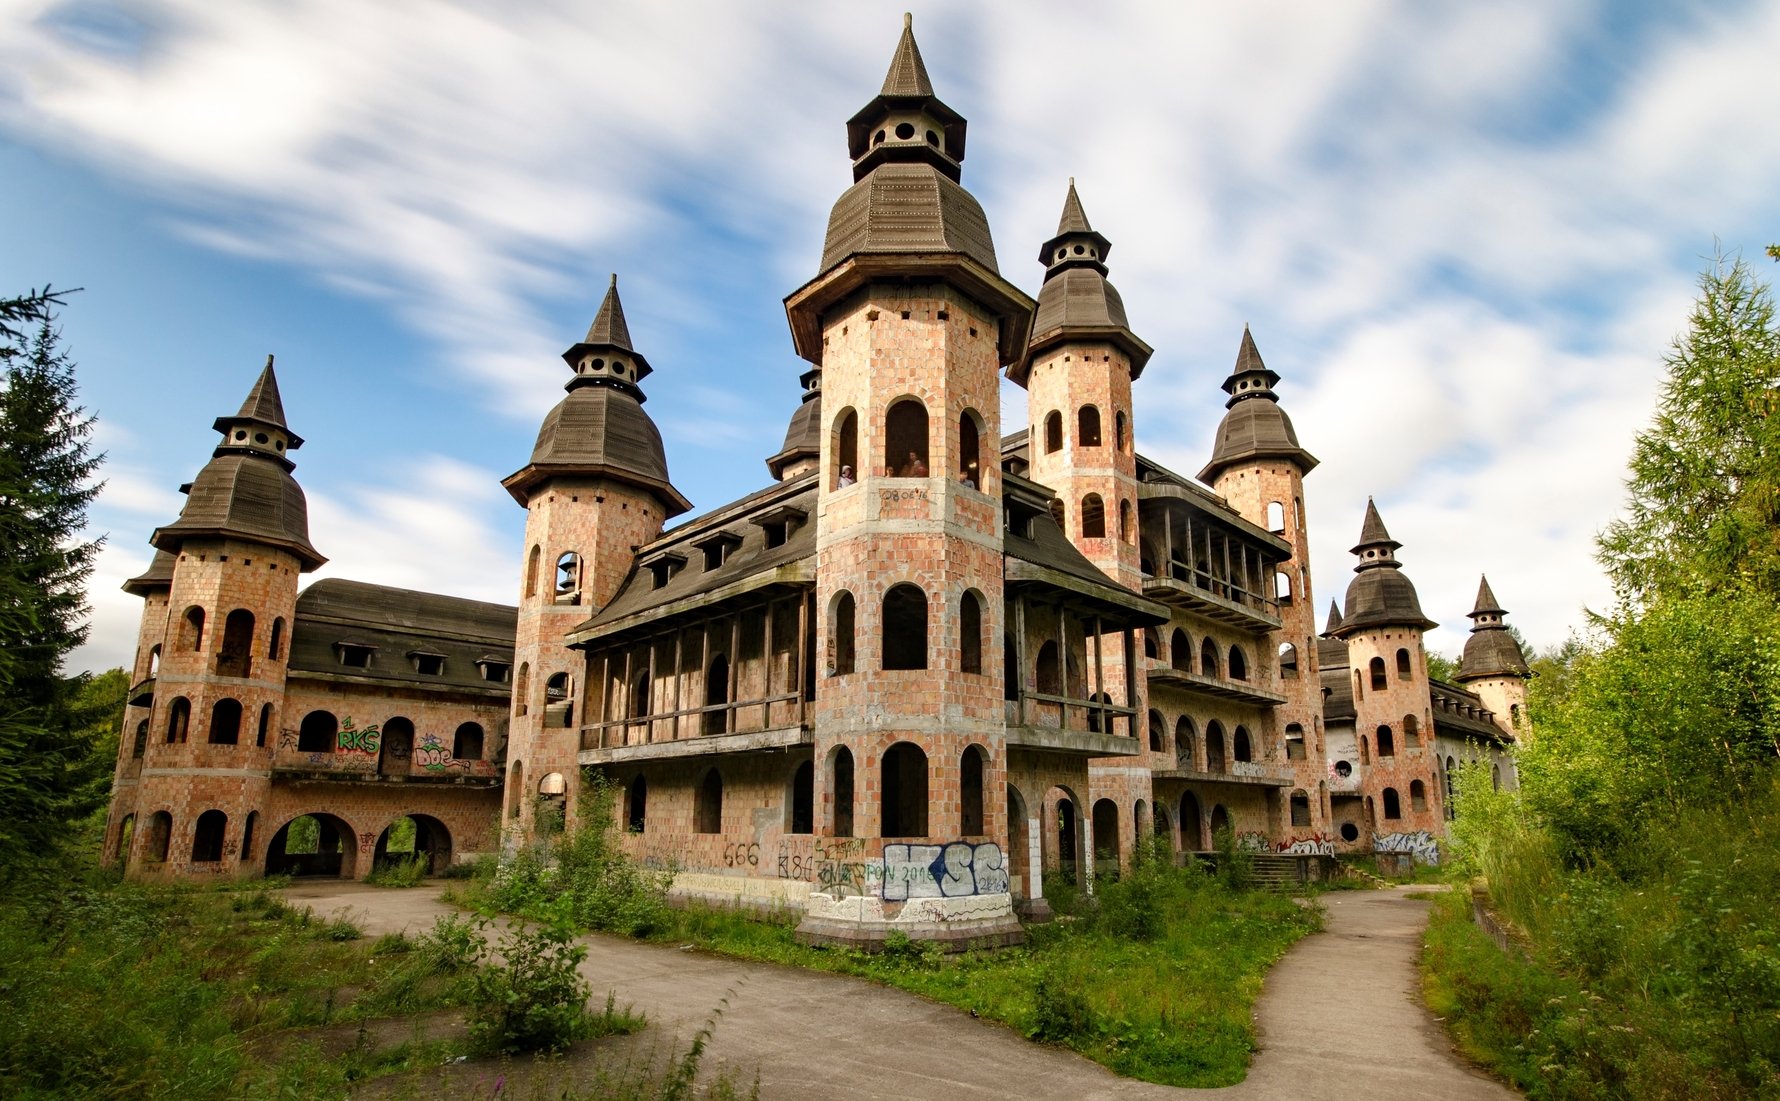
[465,905,597,1055]
[365,854,428,888]
[1028,969,1097,1044]
[417,912,481,973]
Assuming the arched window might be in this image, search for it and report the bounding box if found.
[165,697,191,744]
[1290,790,1312,827]
[626,774,647,832]
[1354,668,1365,700]
[1275,570,1292,604]
[881,743,929,838]
[267,617,285,661]
[830,407,860,490]
[958,409,982,488]
[1377,724,1395,757]
[555,553,582,604]
[1403,714,1420,748]
[1119,500,1132,543]
[1382,787,1402,820]
[1049,498,1066,534]
[882,584,927,670]
[1143,628,1158,659]
[1492,764,1502,791]
[1369,656,1387,690]
[454,722,484,760]
[1148,710,1166,752]
[380,717,415,777]
[1285,723,1306,760]
[297,710,336,753]
[515,663,530,717]
[1175,717,1196,767]
[703,654,729,735]
[1410,779,1427,812]
[831,746,855,837]
[789,761,814,835]
[1080,494,1106,538]
[830,591,856,676]
[242,811,257,861]
[148,644,160,677]
[1233,726,1253,763]
[1114,410,1127,451]
[1279,642,1299,679]
[960,746,986,835]
[1077,405,1102,447]
[146,811,172,863]
[1265,502,1286,532]
[960,590,984,675]
[508,761,524,819]
[215,609,254,677]
[1397,648,1412,678]
[1034,640,1060,694]
[1171,629,1191,672]
[1206,721,1227,773]
[885,398,929,477]
[191,809,227,862]
[1360,735,1371,765]
[525,545,541,598]
[537,773,567,833]
[181,605,206,653]
[1200,638,1219,678]
[547,671,573,726]
[1228,645,1248,681]
[132,720,148,758]
[1446,756,1456,802]
[1043,410,1063,453]
[695,769,723,833]
[208,698,242,745]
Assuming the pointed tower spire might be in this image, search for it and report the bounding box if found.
[1471,574,1505,618]
[1352,497,1400,559]
[583,273,635,352]
[1332,498,1433,636]
[1011,178,1150,384]
[560,274,653,396]
[1459,574,1529,680]
[1056,178,1092,235]
[1323,599,1345,636]
[1198,326,1317,482]
[880,13,934,96]
[214,354,303,449]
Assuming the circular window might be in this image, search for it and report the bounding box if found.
[1055,249,1066,261]
[1073,244,1085,255]
[1335,760,1352,777]
[1090,249,1098,258]
[895,122,915,140]
[875,129,885,144]
[234,430,247,441]
[613,362,625,376]
[1339,822,1359,842]
[254,432,269,444]
[275,441,285,451]
[925,130,938,145]
[592,358,604,370]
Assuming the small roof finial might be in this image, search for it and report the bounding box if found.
[265,353,275,368]
[1068,175,1075,187]
[903,11,912,29]
[609,272,617,288]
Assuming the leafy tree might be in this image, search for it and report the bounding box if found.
[1424,651,1458,682]
[0,314,107,871]
[1597,255,1780,603]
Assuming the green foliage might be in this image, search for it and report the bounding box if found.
[0,312,107,874]
[1210,824,1253,890]
[1424,650,1459,682]
[1598,254,1780,604]
[366,854,429,887]
[463,904,604,1056]
[417,912,482,973]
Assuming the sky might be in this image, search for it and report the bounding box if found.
[3,0,1778,677]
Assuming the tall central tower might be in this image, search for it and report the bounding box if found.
[785,15,1034,943]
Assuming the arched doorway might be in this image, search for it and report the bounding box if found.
[1210,804,1231,843]
[1048,786,1082,885]
[379,717,414,777]
[1006,783,1033,906]
[1092,798,1120,879]
[265,813,358,878]
[372,813,452,876]
[1180,791,1204,851]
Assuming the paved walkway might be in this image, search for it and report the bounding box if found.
[284,882,1517,1100]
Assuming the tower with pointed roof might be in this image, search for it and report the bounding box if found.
[1009,180,1156,864]
[1197,328,1328,838]
[1456,576,1531,738]
[502,276,691,840]
[107,356,325,875]
[783,13,1033,941]
[1328,500,1444,844]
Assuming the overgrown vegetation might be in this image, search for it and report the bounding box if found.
[462,903,638,1056]
[1433,253,1780,1099]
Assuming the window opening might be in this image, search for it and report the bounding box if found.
[961,746,986,835]
[208,698,242,745]
[790,761,814,834]
[695,769,723,833]
[182,605,205,652]
[297,710,337,753]
[1233,725,1253,762]
[1279,642,1299,679]
[958,410,981,488]
[1286,722,1306,760]
[1290,791,1312,827]
[882,584,927,670]
[454,722,484,760]
[555,552,582,604]
[191,809,227,862]
[1377,724,1395,757]
[1369,656,1387,690]
[626,775,647,832]
[1043,410,1063,453]
[832,746,855,837]
[1410,779,1427,812]
[1080,494,1106,538]
[834,408,858,489]
[1228,645,1248,681]
[881,743,929,837]
[703,654,729,735]
[960,590,983,674]
[1396,648,1412,678]
[1077,405,1102,447]
[268,617,284,660]
[165,697,191,743]
[1383,787,1402,819]
[1200,637,1219,678]
[885,399,929,477]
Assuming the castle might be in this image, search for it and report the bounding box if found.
[102,16,1523,944]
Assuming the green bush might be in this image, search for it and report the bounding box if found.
[365,854,428,887]
[465,906,598,1055]
[1028,969,1097,1044]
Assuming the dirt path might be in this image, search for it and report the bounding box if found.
[283,881,1516,1099]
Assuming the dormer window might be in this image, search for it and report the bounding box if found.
[476,658,512,684]
[408,650,446,676]
[750,504,808,551]
[694,531,742,572]
[335,642,375,669]
[643,551,687,590]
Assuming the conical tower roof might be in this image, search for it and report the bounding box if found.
[1323,599,1344,636]
[879,13,934,97]
[1332,499,1433,637]
[563,275,650,385]
[765,367,822,481]
[154,358,325,570]
[1198,326,1317,482]
[1459,574,1529,680]
[1012,179,1151,384]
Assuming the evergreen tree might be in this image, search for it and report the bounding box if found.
[0,315,107,868]
[1597,255,1780,603]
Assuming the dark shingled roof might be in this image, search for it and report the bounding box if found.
[1458,576,1529,680]
[819,163,999,274]
[1011,182,1152,384]
[879,14,933,96]
[1353,498,1399,554]
[217,357,302,447]
[503,384,691,515]
[1332,501,1436,636]
[1199,328,1318,483]
[153,452,325,569]
[288,578,516,695]
[1430,679,1513,744]
[766,370,822,480]
[1470,574,1505,616]
[122,548,177,595]
[1320,661,1356,721]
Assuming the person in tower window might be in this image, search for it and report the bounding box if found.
[837,465,855,487]
[901,451,928,477]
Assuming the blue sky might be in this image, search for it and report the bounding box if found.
[3,0,1778,676]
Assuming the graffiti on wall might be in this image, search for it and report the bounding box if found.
[1234,831,1335,856]
[776,837,869,895]
[1231,761,1275,779]
[1375,830,1440,865]
[337,717,381,755]
[878,842,1008,900]
[415,734,469,772]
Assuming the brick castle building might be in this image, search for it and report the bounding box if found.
[103,16,1524,944]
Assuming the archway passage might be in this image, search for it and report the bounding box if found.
[1092,798,1120,879]
[1180,791,1204,851]
[264,813,358,878]
[372,814,452,876]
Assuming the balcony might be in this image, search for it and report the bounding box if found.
[1146,662,1286,707]
[1004,695,1143,758]
[580,723,812,766]
[1151,760,1292,788]
[1141,575,1281,634]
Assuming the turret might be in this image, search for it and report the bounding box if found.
[503,277,690,841]
[1456,575,1530,737]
